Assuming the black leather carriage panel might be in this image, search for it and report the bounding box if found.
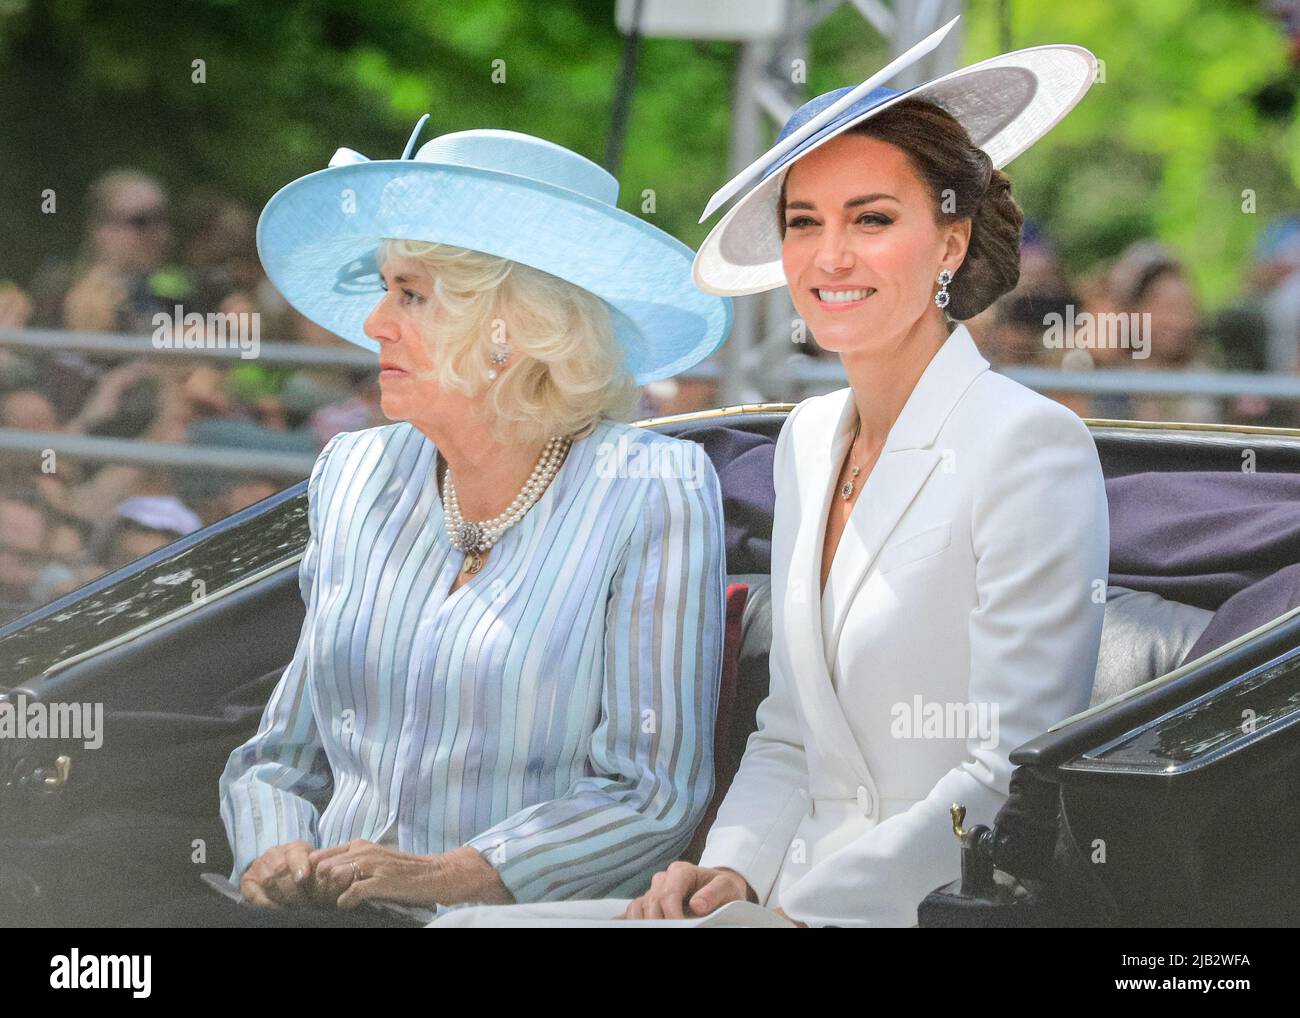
[19,562,307,714]
[6,563,306,826]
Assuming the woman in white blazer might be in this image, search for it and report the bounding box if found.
[680,324,1108,926]
[433,30,1110,928]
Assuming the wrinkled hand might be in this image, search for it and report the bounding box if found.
[619,862,756,920]
[239,839,314,909]
[308,840,512,910]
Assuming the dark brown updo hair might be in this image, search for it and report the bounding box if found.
[777,97,1024,321]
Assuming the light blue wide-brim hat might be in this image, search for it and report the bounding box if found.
[693,16,1098,296]
[257,117,733,384]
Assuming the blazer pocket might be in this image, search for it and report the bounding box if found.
[877,522,952,574]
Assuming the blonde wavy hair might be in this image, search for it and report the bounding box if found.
[376,238,638,443]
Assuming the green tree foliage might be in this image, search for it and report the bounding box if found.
[962,0,1300,304]
[1,0,1295,309]
[0,0,734,290]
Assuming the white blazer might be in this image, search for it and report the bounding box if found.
[697,323,1110,927]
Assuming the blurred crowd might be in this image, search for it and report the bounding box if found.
[0,169,389,621]
[783,217,1300,427]
[2,166,1300,622]
[965,218,1300,425]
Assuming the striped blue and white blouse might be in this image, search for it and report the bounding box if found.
[219,417,726,908]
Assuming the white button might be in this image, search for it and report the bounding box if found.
[856,785,874,815]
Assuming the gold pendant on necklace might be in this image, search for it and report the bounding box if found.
[462,551,483,575]
[841,465,861,501]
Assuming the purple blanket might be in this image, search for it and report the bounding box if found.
[1107,471,1300,659]
[1107,471,1300,610]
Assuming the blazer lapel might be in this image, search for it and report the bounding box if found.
[783,387,874,786]
[826,324,991,649]
[777,325,991,790]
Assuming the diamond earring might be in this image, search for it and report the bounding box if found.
[486,337,510,381]
[934,269,952,309]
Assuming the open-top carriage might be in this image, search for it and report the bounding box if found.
[2,406,1299,926]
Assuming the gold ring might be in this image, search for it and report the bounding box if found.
[350,861,363,882]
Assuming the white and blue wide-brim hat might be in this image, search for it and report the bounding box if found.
[257,120,733,384]
[693,15,1097,296]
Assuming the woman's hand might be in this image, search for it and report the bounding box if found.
[619,862,756,919]
[239,839,315,908]
[308,841,514,910]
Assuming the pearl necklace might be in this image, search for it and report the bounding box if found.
[441,435,572,575]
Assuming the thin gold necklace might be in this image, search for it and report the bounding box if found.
[840,417,864,501]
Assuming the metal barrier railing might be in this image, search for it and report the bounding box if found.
[5,326,1296,399]
[780,355,1300,398]
[7,327,1300,475]
[0,326,377,369]
[778,355,1300,400]
[0,428,316,477]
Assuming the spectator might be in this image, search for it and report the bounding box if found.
[30,511,96,605]
[1107,241,1220,423]
[94,495,202,570]
[970,224,1093,418]
[62,169,185,334]
[190,478,280,525]
[181,198,263,317]
[1072,258,1136,420]
[24,169,192,421]
[1254,216,1300,376]
[0,494,47,622]
[0,280,33,329]
[0,281,40,401]
[1,389,60,432]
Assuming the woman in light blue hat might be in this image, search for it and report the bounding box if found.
[156,120,733,926]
